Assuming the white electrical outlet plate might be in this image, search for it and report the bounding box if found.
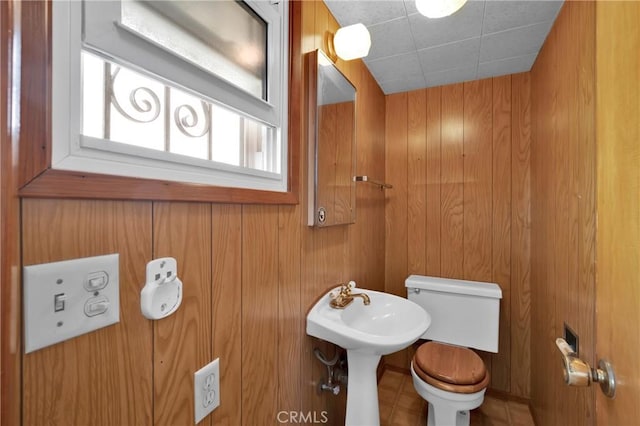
[23,254,120,353]
[194,358,220,424]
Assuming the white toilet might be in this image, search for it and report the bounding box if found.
[405,275,502,426]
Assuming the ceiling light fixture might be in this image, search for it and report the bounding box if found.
[415,0,468,18]
[329,23,371,61]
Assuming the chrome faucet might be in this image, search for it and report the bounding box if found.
[329,281,370,309]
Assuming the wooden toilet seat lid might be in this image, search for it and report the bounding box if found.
[413,342,489,394]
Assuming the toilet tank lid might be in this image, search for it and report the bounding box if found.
[405,275,502,299]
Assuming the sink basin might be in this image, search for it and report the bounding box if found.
[307,287,431,355]
[306,286,431,426]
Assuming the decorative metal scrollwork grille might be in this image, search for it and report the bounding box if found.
[83,52,278,173]
[105,62,214,160]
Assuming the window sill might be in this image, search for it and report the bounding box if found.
[19,169,299,204]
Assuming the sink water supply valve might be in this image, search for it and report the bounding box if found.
[314,347,347,395]
[141,257,183,320]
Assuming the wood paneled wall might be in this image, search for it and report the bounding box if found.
[384,76,532,398]
[19,1,386,425]
[1,1,22,425]
[530,2,596,426]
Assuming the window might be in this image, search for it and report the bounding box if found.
[52,0,288,192]
[120,1,268,100]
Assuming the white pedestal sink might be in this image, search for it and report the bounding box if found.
[306,286,431,426]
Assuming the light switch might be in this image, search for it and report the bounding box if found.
[54,293,67,312]
[84,296,110,317]
[23,254,119,353]
[84,271,108,291]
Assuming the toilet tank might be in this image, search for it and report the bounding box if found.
[406,275,502,353]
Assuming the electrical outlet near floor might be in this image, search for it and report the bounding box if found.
[194,358,220,424]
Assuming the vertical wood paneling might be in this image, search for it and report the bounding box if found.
[491,75,512,393]
[364,65,387,292]
[463,79,494,381]
[511,73,531,398]
[22,200,153,426]
[212,204,242,425]
[385,92,408,299]
[531,19,552,424]
[463,79,493,283]
[440,84,464,279]
[153,202,212,426]
[530,2,596,425]
[241,205,279,425]
[301,232,324,418]
[349,62,386,292]
[407,89,427,275]
[425,87,442,276]
[532,16,561,422]
[385,78,531,398]
[277,204,302,416]
[385,92,408,368]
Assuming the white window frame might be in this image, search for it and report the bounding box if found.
[51,0,289,192]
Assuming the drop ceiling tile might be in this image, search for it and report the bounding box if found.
[379,74,427,94]
[408,0,485,49]
[367,17,417,60]
[477,53,537,79]
[424,66,477,88]
[323,0,563,93]
[324,0,407,27]
[365,52,423,84]
[403,0,419,15]
[483,1,563,35]
[417,37,480,74]
[403,0,485,17]
[479,20,553,63]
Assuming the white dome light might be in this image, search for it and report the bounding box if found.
[415,0,468,18]
[333,23,371,61]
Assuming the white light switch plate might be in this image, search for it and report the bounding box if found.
[23,254,119,353]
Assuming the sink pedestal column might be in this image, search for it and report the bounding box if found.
[345,350,382,426]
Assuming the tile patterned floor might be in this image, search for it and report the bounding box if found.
[378,370,535,426]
